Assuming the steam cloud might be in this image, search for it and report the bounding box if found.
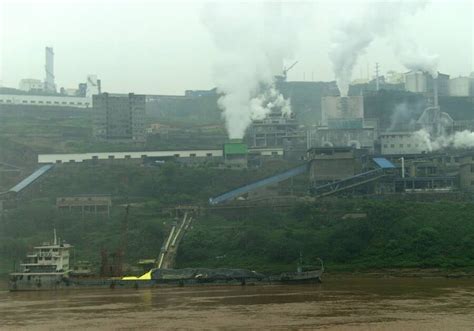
[329,1,430,96]
[203,2,308,139]
[414,129,474,152]
[388,102,424,131]
[394,39,439,77]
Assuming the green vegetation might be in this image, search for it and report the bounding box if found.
[2,162,474,276]
[177,199,474,273]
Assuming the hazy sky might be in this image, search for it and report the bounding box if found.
[1,0,473,95]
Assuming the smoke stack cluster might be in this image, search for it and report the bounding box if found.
[202,2,309,139]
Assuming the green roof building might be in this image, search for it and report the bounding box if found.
[223,141,248,168]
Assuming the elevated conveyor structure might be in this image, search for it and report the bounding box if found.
[157,212,194,269]
[209,164,308,205]
[8,164,54,194]
[311,157,395,197]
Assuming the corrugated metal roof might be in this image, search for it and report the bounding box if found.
[9,164,54,193]
[373,157,396,169]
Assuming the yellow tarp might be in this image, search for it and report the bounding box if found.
[122,270,152,281]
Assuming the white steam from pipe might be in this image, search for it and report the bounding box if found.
[414,129,474,152]
[329,0,431,96]
[202,2,309,139]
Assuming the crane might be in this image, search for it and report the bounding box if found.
[283,61,298,80]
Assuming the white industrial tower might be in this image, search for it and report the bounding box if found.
[44,47,56,93]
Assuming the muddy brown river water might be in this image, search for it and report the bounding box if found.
[1,277,474,330]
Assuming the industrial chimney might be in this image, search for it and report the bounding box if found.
[44,47,56,93]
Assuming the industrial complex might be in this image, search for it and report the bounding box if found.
[1,46,474,208]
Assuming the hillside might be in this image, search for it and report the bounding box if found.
[2,162,474,275]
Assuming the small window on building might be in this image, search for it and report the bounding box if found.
[125,155,131,159]
[415,144,419,147]
[455,157,460,162]
[471,164,474,173]
[6,100,12,103]
[108,155,114,160]
[383,144,388,148]
[54,101,59,104]
[0,100,3,102]
[407,144,411,148]
[399,144,403,148]
[69,102,75,105]
[38,101,43,104]
[190,153,196,157]
[271,151,278,156]
[62,102,67,104]
[77,102,82,105]
[31,100,36,104]
[22,100,28,103]
[174,154,180,157]
[390,144,395,148]
[46,101,51,104]
[206,153,213,157]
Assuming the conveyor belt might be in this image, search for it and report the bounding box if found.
[209,164,307,205]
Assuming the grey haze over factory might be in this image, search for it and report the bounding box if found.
[1,0,472,95]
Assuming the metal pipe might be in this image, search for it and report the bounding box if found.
[401,157,405,178]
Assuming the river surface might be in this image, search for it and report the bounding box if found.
[1,277,474,330]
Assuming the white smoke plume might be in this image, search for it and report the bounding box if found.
[414,129,474,152]
[394,39,439,78]
[250,87,292,120]
[329,1,428,97]
[202,2,308,139]
[389,103,421,131]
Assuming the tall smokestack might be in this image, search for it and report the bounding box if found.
[44,47,56,93]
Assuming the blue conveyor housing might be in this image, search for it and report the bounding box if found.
[9,164,54,193]
[209,164,308,205]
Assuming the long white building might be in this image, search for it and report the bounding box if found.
[38,150,223,163]
[0,94,91,108]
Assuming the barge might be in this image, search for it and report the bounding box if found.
[9,233,323,291]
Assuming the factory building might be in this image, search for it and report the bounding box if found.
[459,154,474,191]
[93,93,146,142]
[308,127,375,151]
[223,141,248,168]
[320,96,364,126]
[380,132,428,155]
[38,150,224,164]
[307,147,361,184]
[309,96,375,151]
[0,94,92,108]
[18,79,44,92]
[405,71,427,93]
[246,114,305,149]
[404,71,450,95]
[449,76,474,97]
[1,46,100,108]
